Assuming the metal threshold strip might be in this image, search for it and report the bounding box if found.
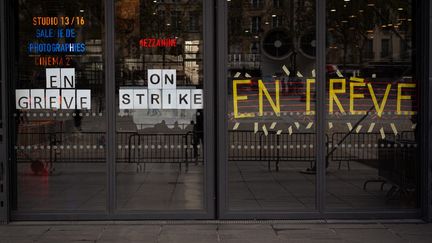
[7,219,426,226]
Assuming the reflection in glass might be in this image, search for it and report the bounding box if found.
[115,0,205,211]
[326,0,419,209]
[13,0,106,211]
[227,0,317,211]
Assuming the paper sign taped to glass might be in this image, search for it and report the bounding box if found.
[16,68,91,110]
[119,69,203,110]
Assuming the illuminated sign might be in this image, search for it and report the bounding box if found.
[119,69,203,110]
[30,15,86,66]
[139,38,177,48]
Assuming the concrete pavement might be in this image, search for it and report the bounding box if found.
[0,220,431,243]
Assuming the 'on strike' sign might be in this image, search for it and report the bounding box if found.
[119,69,203,110]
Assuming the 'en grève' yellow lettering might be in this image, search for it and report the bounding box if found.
[233,80,255,118]
[258,80,280,117]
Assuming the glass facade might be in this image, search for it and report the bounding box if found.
[0,0,430,221]
[325,0,420,210]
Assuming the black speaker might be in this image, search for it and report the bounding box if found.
[297,27,316,59]
[261,28,294,60]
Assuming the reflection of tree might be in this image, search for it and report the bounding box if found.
[138,0,202,64]
[227,0,245,47]
[327,0,412,71]
[293,0,315,40]
[326,0,417,160]
[227,0,315,69]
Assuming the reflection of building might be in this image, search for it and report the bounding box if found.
[326,2,413,77]
[227,0,315,78]
[328,26,412,63]
[369,25,412,61]
[116,0,203,86]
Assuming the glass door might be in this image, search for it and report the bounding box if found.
[219,0,318,216]
[325,0,421,212]
[114,0,214,217]
[11,0,107,214]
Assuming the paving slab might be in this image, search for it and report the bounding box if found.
[36,225,106,242]
[162,224,218,231]
[384,223,432,235]
[276,228,341,241]
[217,229,278,241]
[394,234,432,243]
[0,225,50,242]
[98,225,161,242]
[333,228,405,243]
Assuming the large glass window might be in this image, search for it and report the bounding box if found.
[115,0,206,211]
[7,0,425,219]
[226,0,317,211]
[12,0,106,211]
[325,0,420,210]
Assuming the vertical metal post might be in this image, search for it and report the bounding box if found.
[0,0,9,224]
[203,0,216,218]
[316,0,326,214]
[427,0,432,223]
[216,0,228,218]
[415,0,432,222]
[105,0,116,215]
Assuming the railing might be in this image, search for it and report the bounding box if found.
[127,131,203,172]
[14,130,418,176]
[229,130,317,171]
[15,131,204,173]
[328,132,417,168]
[328,132,398,169]
[16,131,107,163]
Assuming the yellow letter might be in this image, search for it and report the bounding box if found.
[233,80,255,118]
[397,83,416,115]
[350,82,367,115]
[329,79,346,113]
[258,80,280,116]
[368,83,391,118]
[306,79,315,115]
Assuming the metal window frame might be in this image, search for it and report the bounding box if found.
[425,0,432,223]
[0,0,9,224]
